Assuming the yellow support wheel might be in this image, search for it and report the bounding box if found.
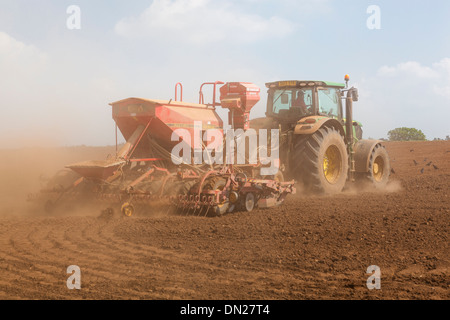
[372,156,385,182]
[367,144,390,188]
[121,202,135,217]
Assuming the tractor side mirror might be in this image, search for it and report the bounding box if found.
[281,94,289,104]
[351,88,359,102]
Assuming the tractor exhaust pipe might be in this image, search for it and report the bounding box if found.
[345,89,353,145]
[345,86,358,180]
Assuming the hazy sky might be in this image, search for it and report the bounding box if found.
[0,0,449,148]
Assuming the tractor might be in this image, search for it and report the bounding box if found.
[250,75,391,194]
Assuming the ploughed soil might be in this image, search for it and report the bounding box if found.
[0,141,448,300]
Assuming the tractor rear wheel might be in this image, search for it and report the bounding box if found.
[291,127,348,194]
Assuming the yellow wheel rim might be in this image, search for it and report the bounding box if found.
[323,145,342,184]
[373,156,384,182]
[121,202,134,217]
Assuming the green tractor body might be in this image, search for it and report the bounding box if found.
[251,78,390,193]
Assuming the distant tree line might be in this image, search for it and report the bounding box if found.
[388,127,427,141]
[386,128,450,141]
[433,136,450,141]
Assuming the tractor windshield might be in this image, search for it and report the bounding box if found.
[270,88,313,118]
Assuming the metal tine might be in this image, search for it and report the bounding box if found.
[182,203,189,216]
[185,204,193,216]
[197,197,207,217]
[198,205,205,217]
[193,196,201,216]
[180,198,187,215]
[196,203,204,217]
[171,199,181,215]
[204,205,211,217]
[172,196,182,216]
[194,202,202,216]
[187,198,195,216]
[181,196,190,216]
[190,197,196,216]
[165,203,174,216]
[204,197,213,217]
[178,196,186,215]
[186,195,194,216]
[191,204,198,216]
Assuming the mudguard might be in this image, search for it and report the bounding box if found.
[294,117,345,137]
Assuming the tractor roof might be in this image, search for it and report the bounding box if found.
[265,80,345,89]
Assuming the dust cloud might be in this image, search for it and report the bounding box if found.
[0,145,115,218]
[342,177,403,195]
[289,176,403,200]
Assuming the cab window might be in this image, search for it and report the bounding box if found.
[271,88,314,117]
[272,89,292,114]
[318,88,340,118]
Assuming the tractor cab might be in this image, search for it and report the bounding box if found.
[265,80,346,124]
